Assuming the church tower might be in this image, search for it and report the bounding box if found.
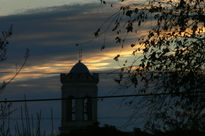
[60,61,99,135]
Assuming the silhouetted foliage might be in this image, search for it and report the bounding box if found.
[60,122,205,136]
[97,0,205,132]
[0,101,13,136]
[0,25,29,91]
[0,25,30,135]
[0,25,12,62]
[0,101,55,136]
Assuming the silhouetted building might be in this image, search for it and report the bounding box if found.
[60,61,99,135]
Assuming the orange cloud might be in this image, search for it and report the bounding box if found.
[0,43,143,82]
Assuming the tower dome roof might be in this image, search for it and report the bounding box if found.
[70,61,90,74]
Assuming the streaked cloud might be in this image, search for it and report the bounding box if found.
[0,3,146,84]
[0,1,148,131]
[0,0,98,16]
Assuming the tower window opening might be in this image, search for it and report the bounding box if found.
[83,99,88,121]
[83,98,92,121]
[72,99,76,121]
[66,97,76,121]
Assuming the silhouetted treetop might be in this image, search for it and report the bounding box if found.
[97,0,205,131]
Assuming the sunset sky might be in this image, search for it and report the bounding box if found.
[0,0,144,82]
[2,0,204,133]
[0,0,144,132]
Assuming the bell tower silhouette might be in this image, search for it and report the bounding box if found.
[60,61,99,135]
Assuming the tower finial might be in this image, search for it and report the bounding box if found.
[78,48,82,62]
